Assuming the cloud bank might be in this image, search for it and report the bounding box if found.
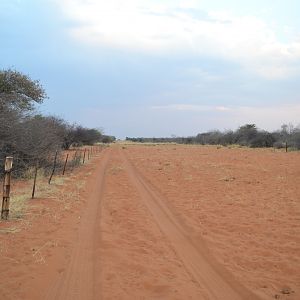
[57,0,300,79]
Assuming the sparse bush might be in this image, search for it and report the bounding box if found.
[70,126,103,146]
[0,69,115,177]
[127,123,300,150]
[249,131,275,148]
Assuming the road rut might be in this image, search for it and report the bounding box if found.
[45,149,110,300]
[121,149,260,300]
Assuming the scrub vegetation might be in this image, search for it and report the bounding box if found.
[0,69,115,177]
[126,123,300,149]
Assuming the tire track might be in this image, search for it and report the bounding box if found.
[45,148,111,300]
[121,149,260,300]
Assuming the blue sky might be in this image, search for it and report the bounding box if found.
[1,0,300,138]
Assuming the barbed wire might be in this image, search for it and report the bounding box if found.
[0,145,104,179]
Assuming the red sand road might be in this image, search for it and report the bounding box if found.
[0,144,299,299]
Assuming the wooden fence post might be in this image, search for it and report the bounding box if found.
[285,141,288,153]
[32,161,38,199]
[83,149,86,164]
[48,150,58,184]
[78,151,82,164]
[62,153,69,175]
[73,150,77,167]
[1,157,13,220]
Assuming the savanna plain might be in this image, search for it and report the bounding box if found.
[0,144,299,300]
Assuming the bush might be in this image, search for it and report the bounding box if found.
[0,69,115,177]
[249,131,275,148]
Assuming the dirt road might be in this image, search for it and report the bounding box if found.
[1,144,299,299]
[122,149,258,300]
[44,146,258,300]
[44,149,111,299]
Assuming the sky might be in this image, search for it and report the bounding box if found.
[1,0,300,138]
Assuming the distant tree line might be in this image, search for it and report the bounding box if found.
[0,69,115,175]
[126,123,300,150]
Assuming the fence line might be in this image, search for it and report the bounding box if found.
[1,145,104,220]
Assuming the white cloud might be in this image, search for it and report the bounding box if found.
[56,0,300,79]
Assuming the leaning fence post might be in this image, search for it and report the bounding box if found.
[32,160,38,199]
[1,156,13,220]
[48,150,58,184]
[62,153,69,175]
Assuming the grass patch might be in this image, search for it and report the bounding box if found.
[109,166,124,175]
[0,227,21,233]
[9,188,31,219]
[51,176,65,186]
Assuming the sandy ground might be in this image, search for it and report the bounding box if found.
[0,144,299,299]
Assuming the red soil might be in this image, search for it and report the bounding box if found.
[0,144,299,299]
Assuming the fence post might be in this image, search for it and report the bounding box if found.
[32,161,38,199]
[285,141,288,153]
[83,149,86,164]
[1,157,13,220]
[78,151,82,164]
[73,150,78,167]
[48,150,58,184]
[62,153,69,175]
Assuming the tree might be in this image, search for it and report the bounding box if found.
[250,131,275,148]
[0,69,47,112]
[100,135,116,143]
[71,126,103,146]
[16,115,69,157]
[236,124,258,146]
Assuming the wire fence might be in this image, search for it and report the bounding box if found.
[1,145,105,219]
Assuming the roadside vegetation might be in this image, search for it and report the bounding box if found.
[0,68,115,177]
[126,123,300,150]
